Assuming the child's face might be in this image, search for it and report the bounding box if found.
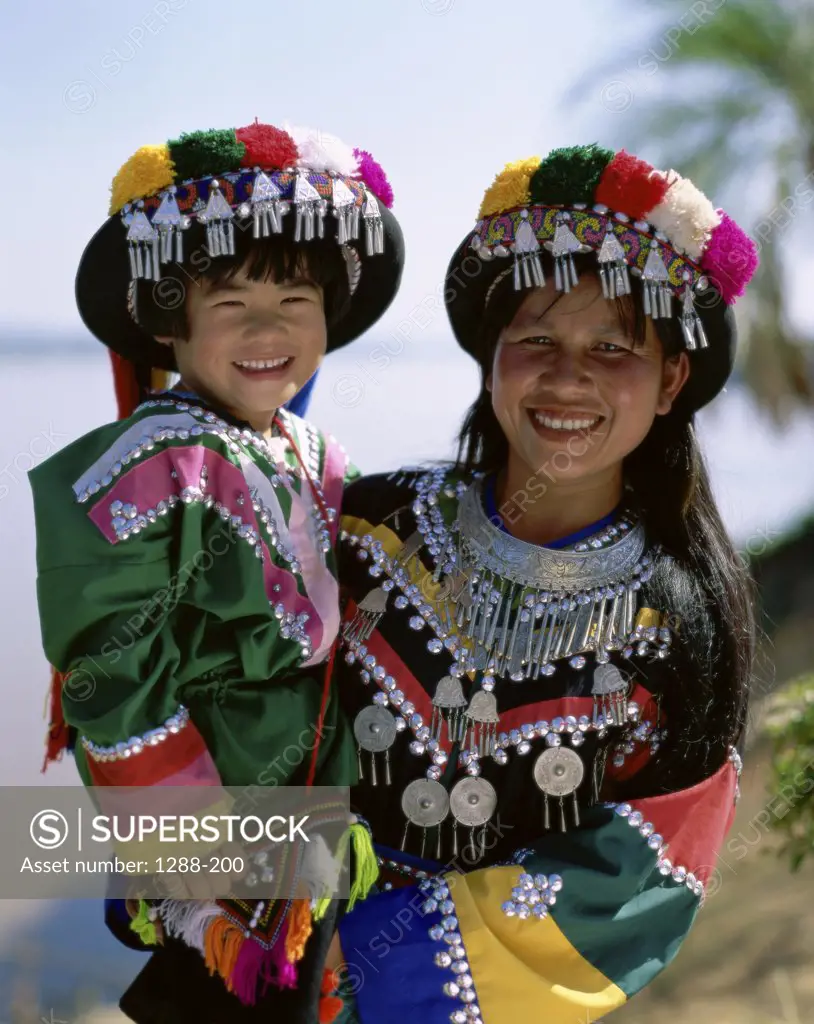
[160,264,328,428]
[488,275,689,487]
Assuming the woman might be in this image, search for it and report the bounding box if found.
[330,144,757,1022]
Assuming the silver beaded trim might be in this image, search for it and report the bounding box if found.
[419,877,483,1024]
[81,705,191,762]
[608,801,705,898]
[501,870,563,919]
[344,634,645,780]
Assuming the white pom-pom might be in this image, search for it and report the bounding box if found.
[647,173,722,260]
[284,123,359,176]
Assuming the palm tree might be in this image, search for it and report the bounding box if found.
[577,0,814,423]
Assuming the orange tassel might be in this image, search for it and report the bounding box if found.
[204,915,244,985]
[284,900,313,964]
[42,667,70,773]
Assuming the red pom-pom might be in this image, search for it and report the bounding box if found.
[236,122,298,170]
[595,150,669,220]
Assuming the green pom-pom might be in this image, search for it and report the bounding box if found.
[168,128,246,184]
[529,144,615,207]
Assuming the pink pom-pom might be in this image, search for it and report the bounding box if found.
[353,148,394,208]
[701,212,759,305]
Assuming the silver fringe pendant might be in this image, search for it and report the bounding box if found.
[332,177,357,245]
[591,664,629,726]
[354,706,397,786]
[401,779,449,858]
[463,690,500,757]
[362,188,384,255]
[450,777,497,863]
[249,170,287,237]
[431,675,468,743]
[200,181,235,258]
[641,238,672,319]
[533,747,584,832]
[597,224,631,299]
[151,188,186,268]
[545,212,592,293]
[125,205,158,281]
[343,587,389,644]
[679,272,710,350]
[512,210,545,291]
[293,173,323,242]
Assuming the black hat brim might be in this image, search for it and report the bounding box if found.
[444,235,735,415]
[75,206,404,370]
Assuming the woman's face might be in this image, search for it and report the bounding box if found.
[488,275,689,488]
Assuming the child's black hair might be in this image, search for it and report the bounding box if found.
[456,253,755,793]
[132,219,352,341]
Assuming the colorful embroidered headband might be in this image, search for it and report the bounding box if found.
[110,121,395,292]
[470,144,758,351]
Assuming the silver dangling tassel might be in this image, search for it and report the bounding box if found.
[343,586,388,643]
[125,206,157,282]
[432,675,468,743]
[294,172,322,243]
[356,745,364,780]
[332,177,356,245]
[200,181,234,259]
[641,238,671,320]
[573,792,580,827]
[559,796,567,833]
[436,824,442,860]
[597,224,631,299]
[512,210,545,291]
[151,189,184,269]
[385,748,392,786]
[370,752,378,787]
[363,188,384,255]
[679,275,709,350]
[400,820,409,852]
[250,170,287,238]
[545,212,591,293]
[464,690,499,756]
[543,794,551,831]
[452,820,459,857]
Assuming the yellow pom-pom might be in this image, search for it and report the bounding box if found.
[109,144,175,215]
[478,157,541,218]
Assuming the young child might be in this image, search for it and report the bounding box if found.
[29,118,402,1023]
[330,144,757,1022]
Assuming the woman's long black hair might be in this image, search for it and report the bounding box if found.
[456,255,755,793]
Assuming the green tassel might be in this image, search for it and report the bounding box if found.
[313,824,353,921]
[129,899,158,947]
[529,143,615,207]
[347,822,379,912]
[168,128,246,184]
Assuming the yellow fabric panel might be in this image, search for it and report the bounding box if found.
[445,866,627,1024]
[340,516,454,612]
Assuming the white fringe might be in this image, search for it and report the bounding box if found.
[299,833,342,901]
[158,898,222,954]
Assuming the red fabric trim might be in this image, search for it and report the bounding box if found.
[628,758,738,885]
[86,720,215,787]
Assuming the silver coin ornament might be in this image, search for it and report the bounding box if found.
[449,776,498,827]
[533,747,585,797]
[354,705,397,753]
[402,779,450,828]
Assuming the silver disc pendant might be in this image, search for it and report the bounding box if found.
[592,664,626,695]
[449,776,497,827]
[533,747,585,797]
[354,705,397,753]
[401,779,450,828]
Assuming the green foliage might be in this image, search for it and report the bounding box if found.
[767,674,814,870]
